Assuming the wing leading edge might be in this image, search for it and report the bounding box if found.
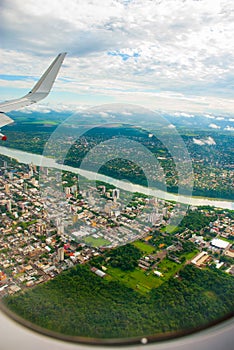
[0,113,14,129]
[0,52,67,126]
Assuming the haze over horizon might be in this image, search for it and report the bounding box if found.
[0,0,234,115]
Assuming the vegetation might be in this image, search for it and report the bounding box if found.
[4,264,234,340]
[3,113,234,199]
[106,243,142,271]
[176,209,217,233]
[1,114,234,341]
[106,266,163,292]
[132,240,156,255]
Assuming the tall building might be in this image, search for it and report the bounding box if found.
[56,217,62,227]
[148,210,162,225]
[162,207,168,218]
[72,214,78,224]
[5,183,10,194]
[112,189,120,202]
[71,185,77,194]
[58,247,64,262]
[88,190,93,199]
[81,190,87,198]
[104,201,113,215]
[36,222,46,233]
[57,224,64,235]
[7,200,12,212]
[8,172,13,180]
[65,187,71,195]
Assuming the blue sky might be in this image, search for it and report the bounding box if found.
[0,0,234,114]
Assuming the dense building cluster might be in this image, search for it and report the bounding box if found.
[0,156,233,299]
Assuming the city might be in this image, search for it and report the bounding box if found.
[0,154,233,299]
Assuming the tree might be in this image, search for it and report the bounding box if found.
[107,244,141,271]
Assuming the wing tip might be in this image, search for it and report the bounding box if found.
[58,52,67,58]
[0,52,67,114]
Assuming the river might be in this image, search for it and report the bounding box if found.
[0,145,233,210]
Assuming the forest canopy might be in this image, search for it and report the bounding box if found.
[4,264,234,340]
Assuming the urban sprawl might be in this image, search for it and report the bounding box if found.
[0,157,233,297]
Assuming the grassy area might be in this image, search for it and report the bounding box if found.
[106,266,163,294]
[161,225,178,233]
[157,258,182,279]
[132,240,156,255]
[83,236,110,248]
[157,250,198,280]
[181,250,199,261]
[13,272,24,279]
[101,244,199,294]
[29,121,58,125]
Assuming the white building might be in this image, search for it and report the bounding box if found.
[65,187,71,195]
[211,238,230,250]
[58,247,64,262]
[154,270,163,277]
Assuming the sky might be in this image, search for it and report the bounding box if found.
[0,0,234,114]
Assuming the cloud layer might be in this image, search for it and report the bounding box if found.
[0,0,234,113]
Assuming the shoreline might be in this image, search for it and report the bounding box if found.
[0,145,233,210]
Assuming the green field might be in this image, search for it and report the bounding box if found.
[132,240,156,255]
[157,258,181,279]
[106,266,163,293]
[181,250,199,261]
[161,225,178,233]
[83,236,110,247]
[157,250,198,280]
[29,121,58,125]
[102,243,198,293]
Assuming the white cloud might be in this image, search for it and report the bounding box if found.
[193,137,216,146]
[193,138,205,146]
[209,123,221,129]
[204,114,216,119]
[173,112,194,118]
[224,125,234,131]
[205,137,216,145]
[22,103,85,114]
[97,111,109,118]
[168,124,176,129]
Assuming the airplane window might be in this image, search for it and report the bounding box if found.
[0,104,233,345]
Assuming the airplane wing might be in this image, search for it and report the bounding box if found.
[0,113,14,128]
[0,52,67,127]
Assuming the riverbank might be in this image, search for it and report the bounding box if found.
[0,146,233,210]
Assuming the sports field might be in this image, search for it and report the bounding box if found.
[132,240,156,255]
[83,236,110,247]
